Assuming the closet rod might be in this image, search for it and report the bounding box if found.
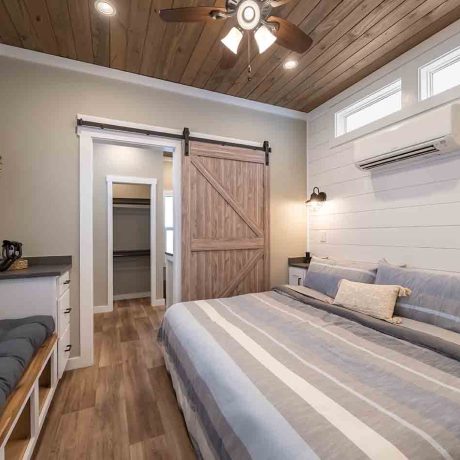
[113,250,150,258]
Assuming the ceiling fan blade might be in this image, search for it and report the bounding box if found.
[219,47,238,69]
[159,7,227,23]
[267,16,312,53]
[270,0,292,8]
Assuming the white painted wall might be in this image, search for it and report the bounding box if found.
[306,20,460,274]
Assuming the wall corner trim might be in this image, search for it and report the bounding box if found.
[0,44,308,122]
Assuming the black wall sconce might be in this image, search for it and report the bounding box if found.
[306,187,327,206]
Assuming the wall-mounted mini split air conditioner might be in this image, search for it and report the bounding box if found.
[354,103,460,171]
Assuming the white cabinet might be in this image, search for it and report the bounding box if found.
[288,266,308,286]
[0,271,72,379]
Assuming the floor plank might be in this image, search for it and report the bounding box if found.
[33,298,195,459]
[129,435,171,460]
[149,367,196,460]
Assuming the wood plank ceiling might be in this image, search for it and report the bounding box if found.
[1,0,460,112]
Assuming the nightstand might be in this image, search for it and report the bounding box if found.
[288,257,310,286]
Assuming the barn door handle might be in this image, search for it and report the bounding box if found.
[64,344,72,352]
[64,308,72,314]
[63,280,71,285]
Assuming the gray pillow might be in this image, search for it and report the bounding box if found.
[375,262,460,333]
[304,256,378,298]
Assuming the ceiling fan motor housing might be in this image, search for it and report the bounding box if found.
[237,0,260,30]
[226,0,272,29]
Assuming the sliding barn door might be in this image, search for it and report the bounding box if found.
[182,141,269,301]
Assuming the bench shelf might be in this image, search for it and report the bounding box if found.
[0,335,58,460]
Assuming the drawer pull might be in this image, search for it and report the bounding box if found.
[64,344,72,352]
[63,280,71,285]
[64,307,72,314]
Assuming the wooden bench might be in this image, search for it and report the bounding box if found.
[0,335,58,460]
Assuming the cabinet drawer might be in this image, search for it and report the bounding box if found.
[58,327,71,379]
[288,267,307,286]
[58,289,71,337]
[58,271,71,297]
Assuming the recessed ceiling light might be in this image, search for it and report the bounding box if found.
[283,59,298,70]
[95,1,116,16]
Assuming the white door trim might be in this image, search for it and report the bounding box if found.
[77,118,183,370]
[107,175,158,310]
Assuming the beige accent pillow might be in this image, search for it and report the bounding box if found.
[333,279,411,324]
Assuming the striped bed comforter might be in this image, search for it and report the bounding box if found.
[158,288,460,460]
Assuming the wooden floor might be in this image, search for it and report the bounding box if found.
[33,298,195,460]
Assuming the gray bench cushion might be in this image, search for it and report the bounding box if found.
[375,263,460,334]
[0,316,55,410]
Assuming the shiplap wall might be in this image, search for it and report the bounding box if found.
[307,21,460,274]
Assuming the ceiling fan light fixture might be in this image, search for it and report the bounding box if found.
[255,25,277,54]
[221,27,243,54]
[242,6,255,21]
[237,0,260,30]
[283,58,298,70]
[94,0,116,16]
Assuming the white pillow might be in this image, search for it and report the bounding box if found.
[333,279,411,324]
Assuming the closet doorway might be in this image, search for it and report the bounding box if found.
[107,176,158,308]
[92,140,178,316]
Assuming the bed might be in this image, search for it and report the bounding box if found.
[158,285,460,460]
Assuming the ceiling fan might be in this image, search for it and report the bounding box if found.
[158,0,313,69]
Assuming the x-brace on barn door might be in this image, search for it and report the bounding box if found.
[181,141,270,301]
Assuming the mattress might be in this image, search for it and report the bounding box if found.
[158,287,460,460]
[0,316,55,409]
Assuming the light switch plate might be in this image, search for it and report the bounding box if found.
[320,231,327,243]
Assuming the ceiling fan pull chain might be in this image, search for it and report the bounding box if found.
[247,33,252,82]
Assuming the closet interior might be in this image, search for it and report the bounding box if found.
[113,184,152,301]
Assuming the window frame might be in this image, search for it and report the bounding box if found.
[419,45,460,100]
[334,80,402,137]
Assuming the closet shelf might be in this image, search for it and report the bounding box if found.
[113,198,150,207]
[113,249,150,258]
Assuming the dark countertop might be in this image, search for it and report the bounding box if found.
[0,256,72,280]
[288,257,310,269]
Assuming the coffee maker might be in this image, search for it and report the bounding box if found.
[0,240,23,272]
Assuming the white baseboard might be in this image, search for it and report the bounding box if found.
[65,355,93,371]
[94,304,113,314]
[94,297,164,314]
[113,291,151,301]
[151,298,166,307]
